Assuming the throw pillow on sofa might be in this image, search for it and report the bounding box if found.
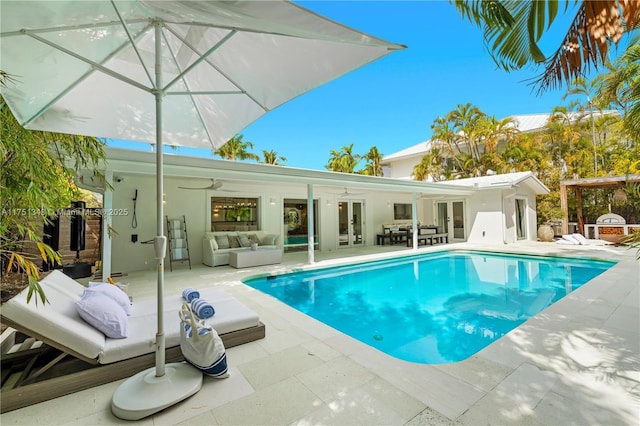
[247,234,260,244]
[215,235,230,249]
[238,234,252,248]
[228,235,241,248]
[261,234,279,245]
[208,236,219,250]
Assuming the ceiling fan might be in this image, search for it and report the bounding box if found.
[178,179,235,191]
[335,187,366,197]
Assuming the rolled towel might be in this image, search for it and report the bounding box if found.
[182,287,200,302]
[191,298,215,319]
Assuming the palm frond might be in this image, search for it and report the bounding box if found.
[532,0,640,93]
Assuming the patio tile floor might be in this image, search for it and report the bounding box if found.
[1,242,637,425]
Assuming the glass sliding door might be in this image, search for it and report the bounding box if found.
[436,200,466,242]
[338,200,364,247]
[515,198,527,240]
[283,199,318,252]
[452,201,465,240]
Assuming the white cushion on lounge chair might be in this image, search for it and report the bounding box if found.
[561,234,580,244]
[100,288,258,363]
[2,270,261,365]
[572,233,589,245]
[2,273,106,360]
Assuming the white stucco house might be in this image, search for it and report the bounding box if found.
[76,147,548,275]
[380,111,619,181]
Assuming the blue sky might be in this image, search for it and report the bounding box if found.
[109,1,590,170]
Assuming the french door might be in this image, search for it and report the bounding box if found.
[436,200,465,242]
[338,200,364,247]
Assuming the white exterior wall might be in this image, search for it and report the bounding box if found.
[106,172,541,273]
[382,156,421,179]
[107,174,429,272]
[463,192,504,244]
[421,188,540,245]
[109,175,209,273]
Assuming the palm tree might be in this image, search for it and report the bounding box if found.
[360,146,384,176]
[595,33,640,142]
[448,103,485,161]
[261,149,287,165]
[326,144,361,173]
[213,134,259,161]
[412,147,447,181]
[431,115,465,172]
[453,1,640,93]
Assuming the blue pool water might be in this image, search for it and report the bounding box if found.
[244,251,615,364]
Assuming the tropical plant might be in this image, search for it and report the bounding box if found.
[213,134,259,161]
[595,33,640,143]
[360,146,384,176]
[452,0,640,93]
[429,104,520,178]
[1,94,106,303]
[326,144,362,173]
[261,149,287,165]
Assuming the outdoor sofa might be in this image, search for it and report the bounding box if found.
[0,270,265,412]
[203,230,279,266]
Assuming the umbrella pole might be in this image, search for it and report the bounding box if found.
[154,42,166,379]
[111,20,202,421]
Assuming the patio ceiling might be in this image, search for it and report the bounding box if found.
[83,147,474,196]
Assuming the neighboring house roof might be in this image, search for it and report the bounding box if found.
[381,140,433,162]
[381,110,620,163]
[431,171,550,195]
[504,110,619,133]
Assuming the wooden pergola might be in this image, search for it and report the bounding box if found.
[560,174,640,235]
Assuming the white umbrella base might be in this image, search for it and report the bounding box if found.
[111,362,203,420]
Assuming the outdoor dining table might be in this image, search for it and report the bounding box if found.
[377,225,439,246]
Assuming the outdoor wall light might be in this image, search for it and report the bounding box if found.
[269,197,276,205]
[387,200,391,208]
[326,199,332,207]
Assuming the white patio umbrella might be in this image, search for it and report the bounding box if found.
[0,0,404,419]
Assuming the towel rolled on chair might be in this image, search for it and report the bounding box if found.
[182,287,200,302]
[191,298,215,319]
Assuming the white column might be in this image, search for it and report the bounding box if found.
[307,184,315,264]
[101,171,113,279]
[412,192,418,249]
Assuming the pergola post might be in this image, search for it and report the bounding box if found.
[576,187,584,235]
[560,183,569,235]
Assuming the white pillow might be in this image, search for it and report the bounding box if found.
[88,283,132,315]
[261,234,279,245]
[76,291,128,339]
[561,234,579,245]
[572,233,589,245]
[208,236,219,250]
[237,234,252,248]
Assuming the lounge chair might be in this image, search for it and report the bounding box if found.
[0,270,265,413]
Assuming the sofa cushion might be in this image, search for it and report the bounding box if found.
[238,234,252,247]
[215,234,231,249]
[209,236,219,250]
[261,234,279,245]
[228,235,241,248]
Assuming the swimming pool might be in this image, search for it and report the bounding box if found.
[244,251,615,364]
